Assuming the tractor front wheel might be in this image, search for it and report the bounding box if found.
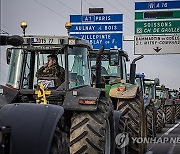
[117,94,146,154]
[70,97,114,154]
[165,105,175,124]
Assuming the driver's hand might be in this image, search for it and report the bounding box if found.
[44,63,48,68]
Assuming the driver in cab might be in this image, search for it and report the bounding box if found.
[36,54,65,85]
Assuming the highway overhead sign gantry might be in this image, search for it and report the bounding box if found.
[70,14,123,50]
[134,0,180,55]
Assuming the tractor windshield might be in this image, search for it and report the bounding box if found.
[68,47,91,89]
[90,53,127,85]
[34,51,65,89]
[135,77,145,94]
[145,84,156,98]
[90,55,120,77]
[6,46,91,90]
[169,91,177,99]
[156,89,163,98]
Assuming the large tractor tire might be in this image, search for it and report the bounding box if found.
[146,105,156,138]
[156,108,163,133]
[116,94,146,154]
[175,105,180,119]
[165,105,175,124]
[50,128,69,154]
[70,97,114,154]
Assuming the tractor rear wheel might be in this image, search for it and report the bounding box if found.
[146,105,156,138]
[175,105,180,119]
[116,94,146,154]
[156,108,163,133]
[70,97,114,154]
[165,105,175,124]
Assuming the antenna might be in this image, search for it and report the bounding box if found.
[81,0,83,34]
[81,0,83,16]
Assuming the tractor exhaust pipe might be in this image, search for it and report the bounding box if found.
[130,55,144,84]
[96,46,104,88]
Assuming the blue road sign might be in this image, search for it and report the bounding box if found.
[70,14,123,23]
[135,1,180,10]
[70,23,123,32]
[70,13,123,50]
[70,33,122,50]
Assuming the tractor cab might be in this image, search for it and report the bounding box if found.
[90,47,129,86]
[144,78,159,99]
[6,39,91,89]
[134,73,146,95]
[156,85,166,100]
[1,34,93,105]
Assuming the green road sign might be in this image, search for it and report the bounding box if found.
[135,1,180,35]
[135,11,180,20]
[134,1,180,55]
[135,20,180,34]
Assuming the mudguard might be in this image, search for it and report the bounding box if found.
[113,110,123,136]
[63,86,101,111]
[0,103,64,154]
[175,99,180,105]
[109,83,138,99]
[0,85,19,106]
[164,99,174,106]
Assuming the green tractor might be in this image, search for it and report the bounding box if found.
[90,48,146,154]
[144,78,160,137]
[135,74,165,135]
[155,85,166,132]
[0,22,120,154]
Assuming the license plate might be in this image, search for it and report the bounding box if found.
[31,37,61,44]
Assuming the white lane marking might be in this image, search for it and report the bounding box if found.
[167,144,176,154]
[147,121,180,151]
[164,122,180,135]
[146,151,153,154]
[167,134,180,154]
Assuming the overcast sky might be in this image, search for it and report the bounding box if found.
[0,0,180,89]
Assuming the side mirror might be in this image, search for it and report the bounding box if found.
[109,49,119,66]
[6,48,12,64]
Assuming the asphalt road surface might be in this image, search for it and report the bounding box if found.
[146,119,180,154]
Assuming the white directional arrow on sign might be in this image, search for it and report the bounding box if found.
[153,47,162,53]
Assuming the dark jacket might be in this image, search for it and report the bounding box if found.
[36,65,65,84]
